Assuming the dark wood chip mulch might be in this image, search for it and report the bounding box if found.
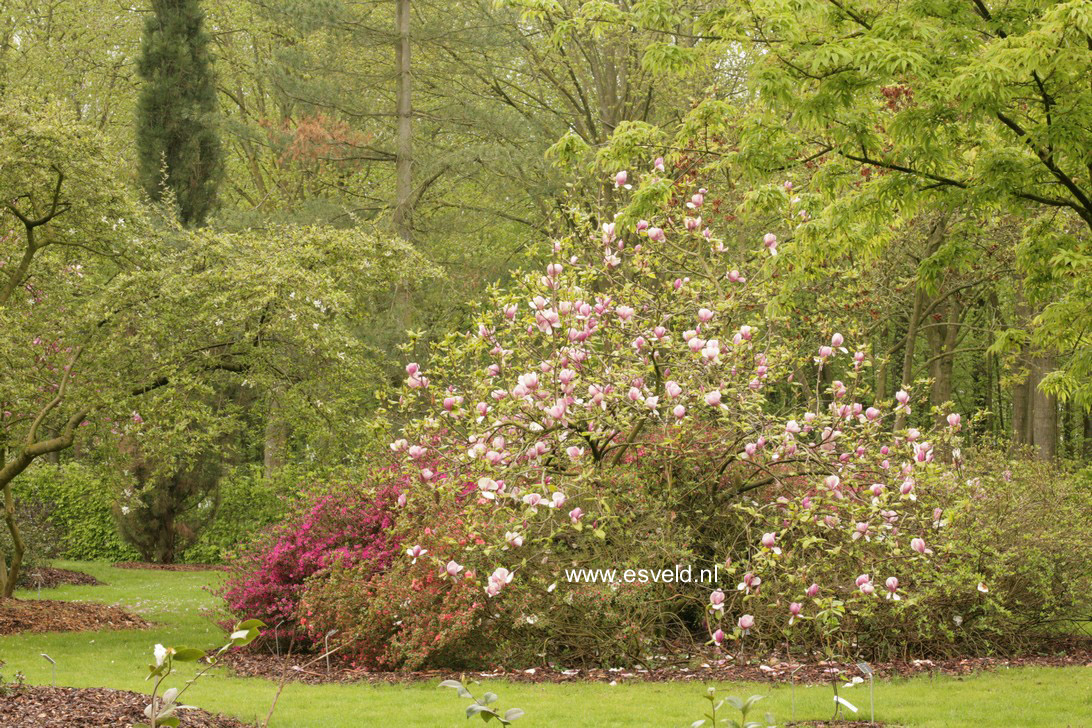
[18,567,103,589]
[0,685,250,728]
[0,599,150,635]
[112,562,229,572]
[219,645,1092,686]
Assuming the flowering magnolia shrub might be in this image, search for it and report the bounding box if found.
[221,477,402,627]
[369,161,993,665]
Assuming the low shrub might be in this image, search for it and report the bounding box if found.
[15,462,139,562]
[705,448,1092,661]
[181,465,290,564]
[221,473,402,627]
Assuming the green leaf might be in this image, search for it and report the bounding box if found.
[235,619,267,631]
[503,708,524,721]
[438,679,464,690]
[171,647,206,662]
[482,691,499,705]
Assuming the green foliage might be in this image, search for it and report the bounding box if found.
[691,687,772,728]
[136,0,223,226]
[115,448,224,564]
[138,619,264,728]
[439,680,524,726]
[182,464,290,564]
[18,464,139,562]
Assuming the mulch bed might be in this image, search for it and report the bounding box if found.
[0,599,150,635]
[219,644,1092,686]
[0,685,250,728]
[113,562,229,572]
[18,567,102,590]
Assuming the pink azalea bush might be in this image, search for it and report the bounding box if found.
[221,475,403,626]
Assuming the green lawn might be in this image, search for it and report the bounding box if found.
[1,562,1089,727]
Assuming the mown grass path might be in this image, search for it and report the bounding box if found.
[1,562,1089,727]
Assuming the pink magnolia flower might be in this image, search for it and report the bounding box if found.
[616,305,635,322]
[860,581,875,596]
[673,404,686,419]
[406,544,427,563]
[762,232,777,255]
[831,332,844,348]
[446,560,463,577]
[738,572,761,593]
[710,589,726,611]
[947,412,962,430]
[911,537,930,555]
[789,602,802,624]
[396,492,407,508]
[665,380,682,398]
[856,574,871,587]
[569,507,584,524]
[705,390,722,407]
[738,614,755,633]
[477,477,500,499]
[647,227,666,243]
[505,531,524,548]
[654,157,665,172]
[407,445,426,460]
[697,307,714,323]
[885,576,900,600]
[865,407,881,421]
[614,170,629,188]
[761,532,777,549]
[712,628,726,645]
[566,445,585,460]
[818,345,833,359]
[806,583,820,597]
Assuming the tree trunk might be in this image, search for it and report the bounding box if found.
[895,284,925,431]
[393,0,412,243]
[1029,352,1058,460]
[2,480,25,599]
[263,390,288,480]
[926,297,963,425]
[1084,413,1092,460]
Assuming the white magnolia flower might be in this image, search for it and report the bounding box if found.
[154,644,169,667]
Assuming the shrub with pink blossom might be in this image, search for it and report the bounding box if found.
[221,474,403,627]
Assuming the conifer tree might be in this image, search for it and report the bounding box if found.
[136,0,222,226]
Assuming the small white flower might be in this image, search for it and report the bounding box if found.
[154,644,169,667]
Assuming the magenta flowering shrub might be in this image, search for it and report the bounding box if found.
[221,476,403,626]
